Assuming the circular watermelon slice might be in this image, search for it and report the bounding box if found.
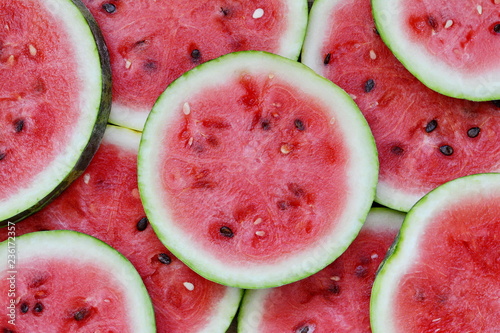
[0,230,155,332]
[0,0,111,224]
[0,125,243,332]
[238,207,404,332]
[301,0,500,212]
[370,173,500,332]
[138,51,379,289]
[81,0,309,131]
[371,0,500,101]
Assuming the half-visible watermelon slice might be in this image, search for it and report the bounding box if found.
[81,0,309,131]
[0,0,111,224]
[138,51,379,288]
[371,173,500,332]
[238,207,404,332]
[0,125,242,332]
[371,0,500,101]
[301,0,500,212]
[0,230,155,332]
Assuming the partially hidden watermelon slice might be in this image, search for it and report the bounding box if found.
[238,207,404,332]
[371,173,500,332]
[0,230,155,332]
[0,0,111,224]
[371,0,500,101]
[81,0,309,131]
[138,51,379,289]
[301,0,500,212]
[0,125,242,332]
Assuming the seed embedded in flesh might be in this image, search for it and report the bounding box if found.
[425,119,438,133]
[13,119,24,133]
[136,217,148,231]
[296,326,310,333]
[294,119,305,131]
[364,79,375,93]
[493,23,500,33]
[158,253,172,265]
[391,145,404,155]
[354,265,368,278]
[467,127,480,138]
[277,200,290,210]
[439,145,454,156]
[427,16,437,29]
[0,152,5,161]
[102,3,116,14]
[190,49,201,60]
[220,7,230,16]
[73,308,90,321]
[33,302,44,313]
[20,302,29,313]
[220,226,234,238]
[323,52,331,65]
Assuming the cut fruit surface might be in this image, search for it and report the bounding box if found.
[371,0,500,100]
[81,0,308,131]
[139,51,378,288]
[302,0,500,212]
[371,173,500,333]
[0,230,155,332]
[238,207,404,332]
[0,125,242,333]
[0,0,111,224]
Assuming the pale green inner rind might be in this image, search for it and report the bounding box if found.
[371,0,500,101]
[199,287,244,333]
[0,230,156,332]
[139,51,378,289]
[370,173,500,333]
[0,0,107,223]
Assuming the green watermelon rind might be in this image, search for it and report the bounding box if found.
[371,0,500,101]
[0,0,111,226]
[0,230,156,331]
[237,207,405,332]
[138,50,379,289]
[370,173,500,333]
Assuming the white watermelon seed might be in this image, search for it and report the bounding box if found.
[28,44,37,56]
[83,173,91,184]
[183,102,191,115]
[254,217,263,225]
[188,137,194,146]
[331,276,341,281]
[280,143,292,154]
[255,230,266,237]
[252,8,264,19]
[371,253,379,259]
[125,59,132,69]
[444,19,453,29]
[104,299,111,303]
[268,73,275,79]
[432,318,442,322]
[183,282,195,291]
[369,49,377,60]
[7,55,15,65]
[477,5,483,14]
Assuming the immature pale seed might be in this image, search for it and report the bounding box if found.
[252,8,264,19]
[444,19,453,29]
[183,102,191,115]
[183,282,195,291]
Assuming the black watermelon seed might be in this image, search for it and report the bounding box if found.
[329,284,341,295]
[102,3,116,14]
[190,49,201,59]
[261,119,271,130]
[20,302,29,313]
[354,265,368,278]
[364,79,375,93]
[467,127,480,138]
[492,100,500,107]
[158,253,172,265]
[277,200,290,210]
[33,302,43,313]
[493,23,500,34]
[3,329,14,333]
[294,119,305,131]
[73,308,90,321]
[13,119,24,133]
[439,145,454,156]
[373,27,379,35]
[0,152,6,161]
[427,16,437,29]
[143,60,158,72]
[296,326,310,333]
[425,119,437,133]
[219,226,234,238]
[136,217,148,231]
[391,146,404,155]
[323,53,331,65]
[220,7,230,16]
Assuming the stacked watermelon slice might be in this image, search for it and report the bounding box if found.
[1,0,499,332]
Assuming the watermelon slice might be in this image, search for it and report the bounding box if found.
[371,0,500,101]
[81,0,309,131]
[237,207,404,332]
[138,51,379,288]
[0,125,242,332]
[370,173,500,332]
[0,230,155,332]
[0,0,111,224]
[301,0,500,212]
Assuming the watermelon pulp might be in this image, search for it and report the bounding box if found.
[0,230,155,332]
[238,208,404,332]
[139,51,378,288]
[0,0,110,223]
[81,0,308,130]
[371,173,500,332]
[0,125,242,332]
[302,0,500,212]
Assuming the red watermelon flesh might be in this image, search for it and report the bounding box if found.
[238,208,404,332]
[0,259,131,332]
[0,1,80,199]
[0,126,240,332]
[81,0,307,130]
[302,0,500,212]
